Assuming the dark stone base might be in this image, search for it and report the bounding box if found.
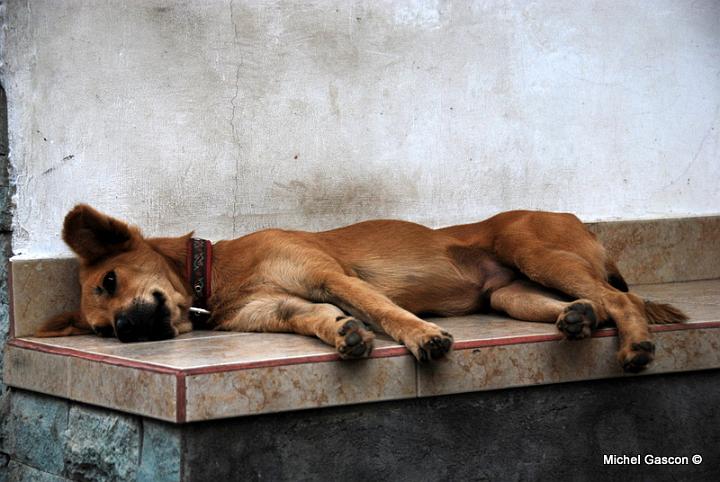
[2,370,719,481]
[183,370,720,482]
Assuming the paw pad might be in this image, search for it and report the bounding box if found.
[622,340,656,373]
[337,318,374,359]
[557,301,597,340]
[417,330,454,362]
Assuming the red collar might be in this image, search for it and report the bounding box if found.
[186,238,213,316]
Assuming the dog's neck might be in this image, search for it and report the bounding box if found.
[147,234,212,305]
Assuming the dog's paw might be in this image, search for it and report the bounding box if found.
[405,324,454,362]
[336,317,374,359]
[556,300,598,340]
[619,340,655,373]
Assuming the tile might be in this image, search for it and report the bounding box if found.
[23,330,250,356]
[648,328,720,373]
[185,355,416,421]
[429,315,560,342]
[23,331,401,370]
[586,216,720,284]
[3,344,71,398]
[68,357,177,422]
[103,333,339,369]
[417,327,720,397]
[633,279,720,305]
[22,335,129,352]
[11,257,80,337]
[417,336,621,397]
[634,279,720,322]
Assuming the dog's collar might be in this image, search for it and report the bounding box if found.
[186,238,213,320]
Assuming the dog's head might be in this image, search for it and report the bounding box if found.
[37,204,193,342]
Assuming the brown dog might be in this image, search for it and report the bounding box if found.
[38,205,686,372]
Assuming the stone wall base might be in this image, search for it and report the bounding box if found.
[2,370,719,481]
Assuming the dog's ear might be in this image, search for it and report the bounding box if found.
[62,204,138,264]
[35,311,93,337]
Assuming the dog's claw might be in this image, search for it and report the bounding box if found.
[412,328,454,362]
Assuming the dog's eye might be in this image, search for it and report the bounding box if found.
[102,270,117,296]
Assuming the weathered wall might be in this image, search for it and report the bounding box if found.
[1,0,719,256]
[0,74,14,482]
[0,85,10,395]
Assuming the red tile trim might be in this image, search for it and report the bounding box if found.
[176,373,187,423]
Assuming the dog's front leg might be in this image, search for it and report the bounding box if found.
[217,294,375,359]
[309,272,454,362]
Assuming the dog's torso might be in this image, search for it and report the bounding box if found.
[209,219,516,328]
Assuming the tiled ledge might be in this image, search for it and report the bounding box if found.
[4,280,720,423]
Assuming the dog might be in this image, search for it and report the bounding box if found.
[37,204,687,372]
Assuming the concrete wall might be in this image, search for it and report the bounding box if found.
[2,0,719,255]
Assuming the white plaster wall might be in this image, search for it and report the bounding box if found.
[1,0,719,256]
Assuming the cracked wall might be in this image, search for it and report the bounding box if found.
[1,0,719,256]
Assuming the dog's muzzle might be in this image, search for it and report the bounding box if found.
[114,291,175,342]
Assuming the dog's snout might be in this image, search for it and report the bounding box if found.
[114,294,175,343]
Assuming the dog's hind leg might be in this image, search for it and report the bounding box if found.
[217,294,375,359]
[308,272,454,362]
[500,245,657,371]
[489,280,601,339]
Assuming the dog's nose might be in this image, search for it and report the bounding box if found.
[115,315,134,342]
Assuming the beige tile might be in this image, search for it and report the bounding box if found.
[11,257,80,337]
[648,328,720,373]
[68,357,177,422]
[27,331,400,370]
[22,330,250,357]
[101,333,339,369]
[417,326,720,397]
[185,355,416,421]
[429,315,560,341]
[633,279,720,305]
[417,336,622,397]
[587,216,720,284]
[633,279,720,322]
[2,344,71,398]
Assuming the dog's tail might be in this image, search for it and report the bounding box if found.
[605,260,687,324]
[644,300,689,324]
